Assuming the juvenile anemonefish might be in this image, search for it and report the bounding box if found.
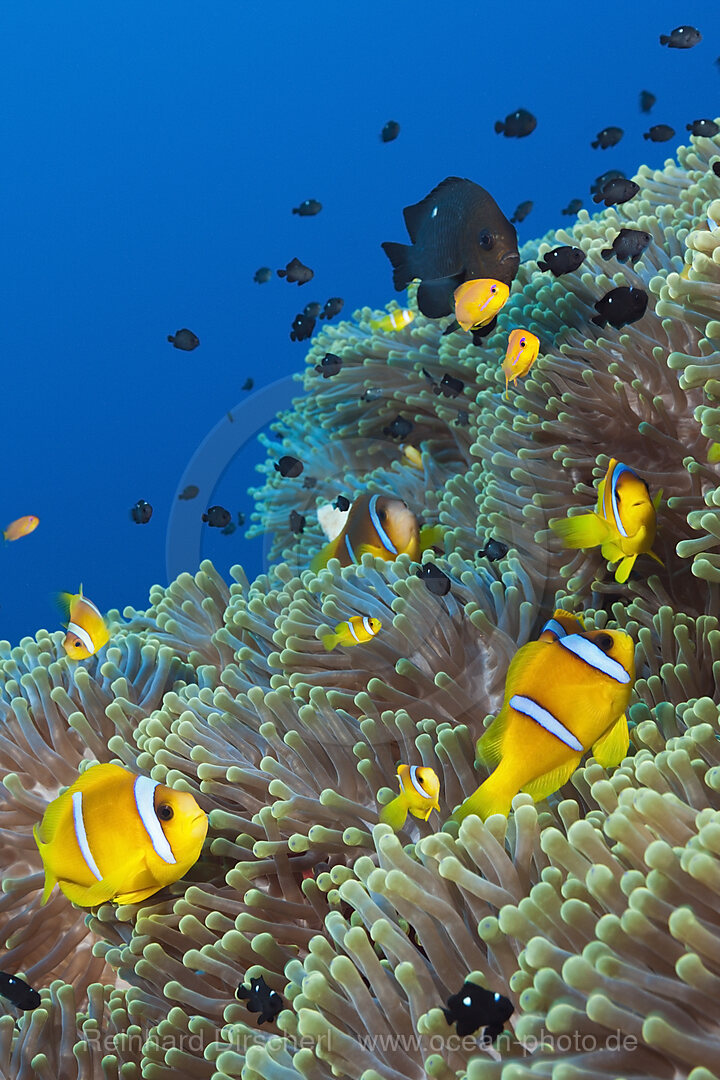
[453,278,509,332]
[33,762,208,906]
[321,615,382,651]
[401,443,423,469]
[502,329,540,396]
[379,764,440,829]
[310,492,442,572]
[550,458,663,584]
[453,627,635,822]
[3,515,39,542]
[57,586,111,659]
[370,309,415,332]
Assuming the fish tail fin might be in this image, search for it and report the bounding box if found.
[380,241,415,291]
[452,772,514,823]
[378,794,409,830]
[614,553,637,583]
[550,512,612,550]
[419,524,444,552]
[591,139,599,149]
[659,34,669,44]
[494,121,504,134]
[321,633,339,652]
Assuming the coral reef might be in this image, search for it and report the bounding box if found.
[3,132,720,1078]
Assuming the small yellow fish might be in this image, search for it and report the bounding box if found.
[311,492,441,571]
[379,764,440,829]
[33,762,208,906]
[453,627,634,822]
[453,278,509,331]
[400,444,423,469]
[502,329,540,396]
[57,586,110,659]
[550,457,662,584]
[321,615,382,651]
[3,515,39,542]
[370,309,415,332]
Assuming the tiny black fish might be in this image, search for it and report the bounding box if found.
[438,373,464,398]
[443,981,514,1042]
[278,258,314,285]
[381,120,400,142]
[221,522,236,535]
[660,25,701,49]
[274,456,303,478]
[383,415,413,439]
[304,301,322,319]
[639,90,656,113]
[361,387,383,402]
[688,119,720,137]
[302,475,318,489]
[601,228,651,265]
[236,975,284,1025]
[289,510,306,535]
[422,367,439,389]
[130,499,153,525]
[415,563,451,596]
[561,198,583,216]
[315,352,342,378]
[167,328,199,351]
[593,178,639,207]
[293,199,322,216]
[320,297,344,320]
[590,169,626,196]
[494,108,536,138]
[237,511,245,526]
[179,485,199,501]
[536,245,586,276]
[592,286,648,329]
[334,495,350,511]
[202,506,231,528]
[510,200,533,224]
[290,313,315,341]
[0,973,41,1011]
[479,537,508,562]
[591,126,623,150]
[454,410,470,427]
[241,377,254,391]
[644,124,675,143]
[254,267,272,284]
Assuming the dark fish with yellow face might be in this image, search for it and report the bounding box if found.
[494,108,536,138]
[660,25,701,48]
[278,258,314,284]
[639,90,656,113]
[593,178,639,207]
[511,200,533,224]
[381,176,520,318]
[592,286,648,329]
[537,246,585,276]
[561,199,583,215]
[292,199,322,216]
[168,329,199,351]
[644,124,675,142]
[381,120,400,142]
[601,228,651,265]
[311,492,429,571]
[592,126,623,149]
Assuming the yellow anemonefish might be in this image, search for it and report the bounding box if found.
[33,763,208,906]
[370,309,415,332]
[321,615,382,651]
[453,278,509,332]
[550,458,663,584]
[453,627,635,822]
[401,443,423,469]
[310,492,442,571]
[57,586,111,659]
[502,329,540,396]
[379,764,440,829]
[3,515,39,542]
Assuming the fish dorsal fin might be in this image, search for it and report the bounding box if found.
[316,503,350,542]
[521,756,582,803]
[402,177,466,242]
[591,712,629,768]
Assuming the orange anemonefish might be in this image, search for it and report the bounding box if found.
[3,515,39,542]
[550,458,662,584]
[453,278,509,332]
[57,586,111,659]
[33,762,208,906]
[370,309,415,332]
[502,329,540,396]
[321,615,382,651]
[453,626,635,822]
[310,492,442,572]
[379,764,441,829]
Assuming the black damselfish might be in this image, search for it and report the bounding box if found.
[383,415,413,439]
[236,975,283,1025]
[315,352,342,378]
[561,199,583,216]
[510,200,533,224]
[274,456,303,478]
[130,499,153,524]
[320,297,344,320]
[590,169,626,196]
[688,119,719,137]
[167,328,199,351]
[292,199,321,216]
[202,506,231,528]
[278,258,314,285]
[536,246,585,276]
[591,126,623,150]
[289,510,306,535]
[639,90,656,113]
[659,25,701,49]
[494,108,536,137]
[0,972,41,1011]
[644,124,675,143]
[593,178,639,207]
[416,563,451,596]
[479,538,508,562]
[442,981,514,1041]
[592,286,648,329]
[381,120,400,142]
[381,177,519,318]
[290,313,315,341]
[601,228,651,265]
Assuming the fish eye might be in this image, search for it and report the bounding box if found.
[157,803,174,821]
[378,509,387,521]
[594,633,613,652]
[478,229,494,250]
[520,337,526,346]
[490,285,497,293]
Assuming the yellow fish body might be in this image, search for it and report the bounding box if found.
[3,515,39,542]
[453,278,509,331]
[550,458,663,584]
[33,763,208,907]
[311,492,440,571]
[709,442,720,463]
[502,329,540,396]
[370,309,415,332]
[401,443,423,469]
[57,586,111,659]
[453,627,635,822]
[537,609,584,641]
[379,764,440,829]
[321,615,382,651]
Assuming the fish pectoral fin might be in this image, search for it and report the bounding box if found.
[417,277,459,319]
[442,320,460,336]
[647,549,664,566]
[378,794,408,830]
[113,883,164,906]
[652,488,663,509]
[591,713,629,769]
[419,524,444,552]
[550,512,613,550]
[475,711,509,770]
[520,755,582,803]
